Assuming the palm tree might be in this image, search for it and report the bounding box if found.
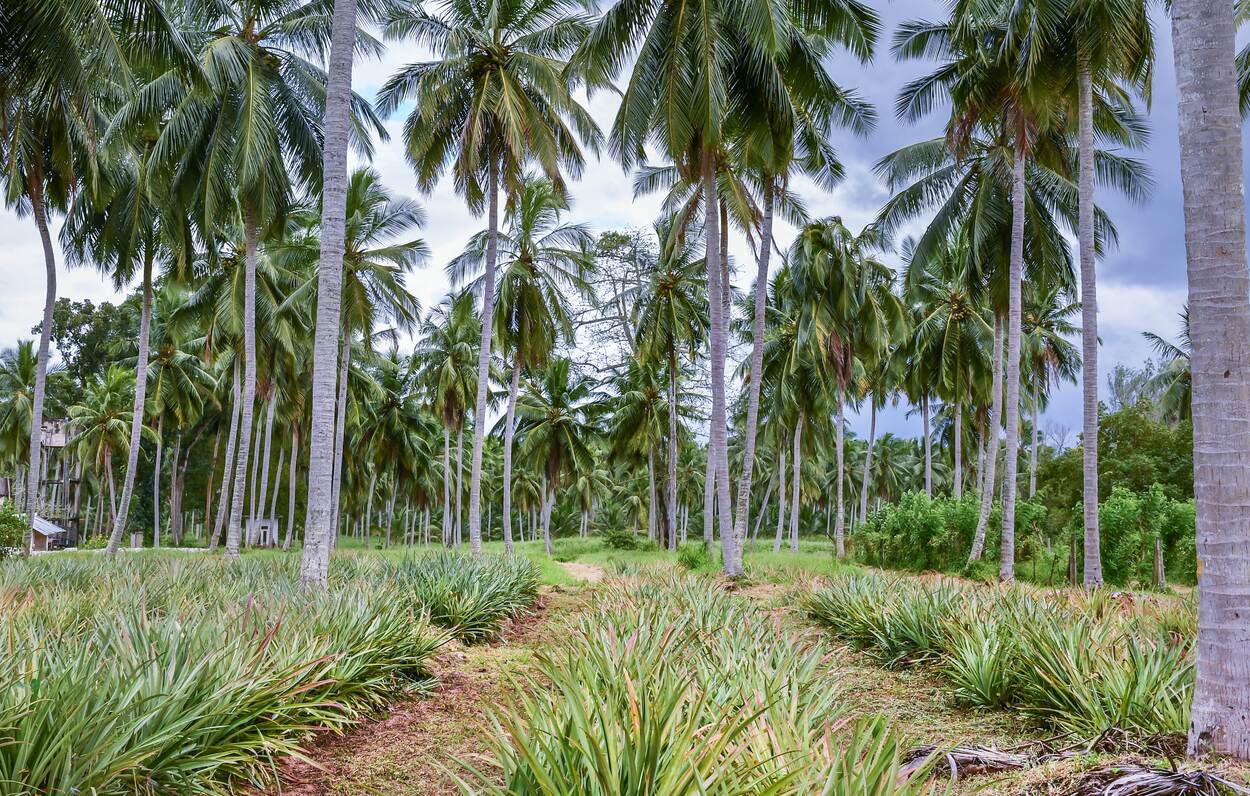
[1143,309,1192,425]
[1171,0,1250,759]
[66,366,138,533]
[413,293,480,545]
[1022,283,1079,498]
[633,220,709,550]
[515,357,596,553]
[380,0,602,556]
[1054,0,1153,591]
[450,176,593,553]
[153,0,386,558]
[607,360,669,542]
[0,342,66,499]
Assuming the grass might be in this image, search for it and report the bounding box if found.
[0,551,539,794]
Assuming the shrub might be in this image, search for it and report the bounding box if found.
[602,526,646,550]
[675,541,710,570]
[0,500,26,554]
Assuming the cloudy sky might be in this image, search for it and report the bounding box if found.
[0,2,1229,439]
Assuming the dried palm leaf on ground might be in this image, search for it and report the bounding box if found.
[1075,764,1250,795]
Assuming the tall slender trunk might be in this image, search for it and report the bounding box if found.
[541,487,554,555]
[205,429,220,536]
[1172,0,1250,757]
[954,401,963,498]
[256,393,277,524]
[330,333,351,540]
[923,396,932,497]
[285,427,300,550]
[299,0,356,588]
[1029,387,1040,499]
[169,432,185,546]
[225,210,260,558]
[365,471,376,548]
[106,451,118,527]
[731,183,774,562]
[455,425,463,546]
[152,414,163,548]
[752,473,773,550]
[774,446,787,553]
[24,172,57,554]
[466,159,500,556]
[209,359,242,551]
[1076,61,1104,588]
[704,154,735,576]
[502,362,521,553]
[666,349,679,551]
[969,315,1004,562]
[999,151,1027,583]
[703,445,715,543]
[647,450,657,541]
[859,402,877,522]
[834,394,847,557]
[246,405,263,533]
[269,443,285,546]
[442,425,451,545]
[789,410,803,552]
[106,247,154,554]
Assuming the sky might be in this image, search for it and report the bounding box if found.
[0,2,1230,440]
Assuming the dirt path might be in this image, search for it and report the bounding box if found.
[265,587,588,796]
[558,561,605,583]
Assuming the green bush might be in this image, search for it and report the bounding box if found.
[675,541,710,570]
[602,526,646,550]
[1099,485,1196,586]
[0,501,26,554]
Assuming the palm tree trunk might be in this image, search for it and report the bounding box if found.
[704,154,735,576]
[105,248,153,554]
[209,359,241,551]
[923,396,932,497]
[299,0,357,588]
[1171,0,1250,757]
[455,425,464,546]
[442,425,451,545]
[246,404,264,532]
[1029,386,1040,499]
[365,471,376,548]
[647,449,657,542]
[789,410,803,553]
[269,443,285,546]
[859,402,877,522]
[225,210,260,558]
[667,348,679,551]
[541,487,554,555]
[752,473,773,550]
[774,446,786,554]
[953,400,963,498]
[205,429,220,536]
[1076,60,1104,588]
[106,451,118,529]
[466,159,500,556]
[834,393,848,556]
[285,426,300,551]
[256,393,277,525]
[969,315,1004,562]
[502,361,521,553]
[330,333,352,539]
[152,414,163,548]
[703,446,715,543]
[23,172,57,554]
[169,432,184,546]
[998,151,1027,583]
[731,183,774,563]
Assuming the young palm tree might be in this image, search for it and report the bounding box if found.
[1172,0,1250,758]
[1142,309,1192,425]
[1021,283,1079,498]
[380,0,602,556]
[66,367,139,532]
[449,176,593,553]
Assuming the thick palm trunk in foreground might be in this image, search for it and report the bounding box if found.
[1171,0,1250,758]
[106,251,153,553]
[969,316,1003,562]
[466,162,500,556]
[730,186,774,559]
[225,214,260,558]
[23,176,56,554]
[998,153,1027,583]
[1077,62,1104,587]
[299,0,358,588]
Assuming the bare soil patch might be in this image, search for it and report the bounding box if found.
[557,560,605,582]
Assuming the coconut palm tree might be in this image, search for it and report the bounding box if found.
[152,0,386,559]
[380,0,602,556]
[1171,0,1250,758]
[1143,309,1192,426]
[450,175,593,553]
[66,366,139,532]
[1021,282,1079,498]
[514,357,596,553]
[607,359,669,542]
[633,220,709,550]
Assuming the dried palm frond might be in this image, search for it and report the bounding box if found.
[1076,764,1250,796]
